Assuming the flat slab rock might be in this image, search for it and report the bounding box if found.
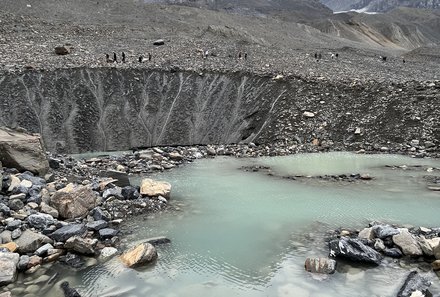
[329,237,383,265]
[0,252,19,286]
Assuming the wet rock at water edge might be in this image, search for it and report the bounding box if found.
[99,170,131,187]
[86,220,108,231]
[0,252,19,285]
[98,228,119,240]
[146,236,171,246]
[329,237,383,265]
[140,178,171,198]
[59,252,85,269]
[396,271,431,297]
[372,224,400,239]
[50,224,87,242]
[119,242,158,268]
[60,281,82,297]
[304,257,336,274]
[99,247,118,259]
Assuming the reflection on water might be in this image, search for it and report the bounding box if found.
[26,153,440,296]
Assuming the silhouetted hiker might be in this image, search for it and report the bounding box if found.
[122,52,126,63]
[138,56,143,63]
[244,52,248,60]
[336,53,339,58]
[105,53,111,63]
[60,281,81,297]
[148,53,152,61]
[314,53,318,59]
[113,52,117,63]
[403,59,406,64]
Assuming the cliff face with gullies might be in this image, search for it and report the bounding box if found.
[0,67,439,154]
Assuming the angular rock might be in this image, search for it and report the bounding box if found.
[121,186,140,200]
[397,271,431,297]
[99,170,130,187]
[6,219,22,231]
[54,46,70,55]
[329,237,383,265]
[102,187,123,200]
[119,242,158,268]
[64,236,97,255]
[28,255,42,268]
[393,229,423,257]
[59,252,85,269]
[418,236,434,256]
[0,252,19,285]
[86,220,108,231]
[0,242,18,252]
[50,185,96,219]
[140,178,171,198]
[27,213,55,230]
[383,247,403,258]
[40,202,59,218]
[0,127,49,176]
[15,229,53,253]
[17,255,30,271]
[304,257,336,274]
[50,224,87,242]
[35,243,54,257]
[372,224,400,239]
[91,207,111,221]
[98,228,119,240]
[11,229,21,240]
[358,227,374,240]
[303,111,315,118]
[0,231,12,243]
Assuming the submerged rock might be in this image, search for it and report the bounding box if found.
[396,271,431,297]
[329,237,383,265]
[304,257,336,274]
[119,242,158,268]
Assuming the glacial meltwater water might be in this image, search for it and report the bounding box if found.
[18,153,440,296]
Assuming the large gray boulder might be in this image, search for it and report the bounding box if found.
[0,127,49,176]
[329,237,383,265]
[397,271,431,297]
[15,229,53,253]
[119,242,158,268]
[392,229,423,257]
[50,184,96,219]
[0,252,19,286]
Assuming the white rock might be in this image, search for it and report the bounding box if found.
[303,111,315,118]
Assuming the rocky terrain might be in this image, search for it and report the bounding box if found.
[321,0,440,12]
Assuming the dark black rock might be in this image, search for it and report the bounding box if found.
[59,253,85,269]
[102,187,123,200]
[153,39,165,46]
[384,247,403,258]
[51,224,87,242]
[98,228,119,240]
[48,158,61,169]
[60,281,82,297]
[121,186,140,200]
[86,220,108,231]
[91,207,111,221]
[329,237,383,265]
[397,271,432,297]
[372,224,400,239]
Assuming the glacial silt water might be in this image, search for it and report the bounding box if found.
[17,153,440,296]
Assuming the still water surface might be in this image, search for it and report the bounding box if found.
[29,153,440,296]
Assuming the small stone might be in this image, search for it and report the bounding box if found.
[17,255,30,271]
[27,255,42,268]
[354,127,361,135]
[35,243,54,257]
[98,228,119,240]
[27,213,55,230]
[0,242,18,252]
[153,39,165,46]
[64,236,97,255]
[303,111,315,118]
[0,252,19,286]
[40,202,59,218]
[54,46,70,55]
[99,247,118,259]
[86,220,108,231]
[358,227,374,240]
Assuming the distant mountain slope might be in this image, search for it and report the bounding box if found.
[321,0,440,12]
[313,7,440,49]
